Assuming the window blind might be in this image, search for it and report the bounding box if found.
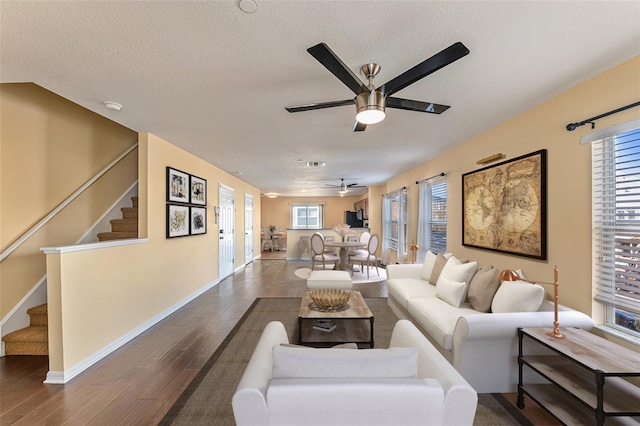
[593,127,640,315]
[417,176,447,260]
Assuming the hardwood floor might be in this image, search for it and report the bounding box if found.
[0,259,555,425]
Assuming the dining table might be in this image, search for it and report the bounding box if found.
[323,240,366,271]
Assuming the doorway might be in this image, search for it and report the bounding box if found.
[218,184,235,279]
[244,193,254,265]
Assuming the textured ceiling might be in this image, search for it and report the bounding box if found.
[2,1,639,197]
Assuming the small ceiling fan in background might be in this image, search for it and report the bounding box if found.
[285,41,469,132]
[325,178,365,195]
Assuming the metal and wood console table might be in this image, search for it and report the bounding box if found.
[518,327,640,425]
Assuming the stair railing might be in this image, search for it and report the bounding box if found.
[0,142,139,264]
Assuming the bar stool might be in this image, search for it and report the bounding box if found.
[298,236,311,259]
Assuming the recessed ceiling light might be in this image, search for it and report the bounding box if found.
[104,101,122,111]
[239,0,257,13]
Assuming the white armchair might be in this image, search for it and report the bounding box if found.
[232,320,478,426]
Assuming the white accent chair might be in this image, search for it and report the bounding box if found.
[232,320,478,426]
[350,234,379,278]
[311,233,339,270]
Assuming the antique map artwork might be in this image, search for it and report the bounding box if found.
[462,150,547,259]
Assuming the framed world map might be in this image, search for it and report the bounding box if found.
[462,150,547,259]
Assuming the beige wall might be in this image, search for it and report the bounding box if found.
[260,195,363,230]
[380,56,640,317]
[0,83,138,319]
[46,132,261,374]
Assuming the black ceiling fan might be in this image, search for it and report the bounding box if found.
[285,42,469,132]
[326,178,365,194]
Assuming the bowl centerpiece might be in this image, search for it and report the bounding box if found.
[309,289,351,312]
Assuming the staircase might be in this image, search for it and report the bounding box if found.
[2,304,48,355]
[97,196,138,241]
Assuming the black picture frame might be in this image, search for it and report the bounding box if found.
[167,204,190,238]
[190,207,207,235]
[462,149,547,259]
[190,175,207,205]
[167,167,189,203]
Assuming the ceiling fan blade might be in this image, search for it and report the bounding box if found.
[380,42,469,97]
[307,43,366,95]
[386,97,450,114]
[285,99,354,113]
[347,184,365,188]
[353,120,367,132]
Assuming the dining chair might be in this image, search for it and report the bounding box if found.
[350,234,379,278]
[311,233,339,270]
[271,229,284,251]
[323,235,337,254]
[261,226,273,252]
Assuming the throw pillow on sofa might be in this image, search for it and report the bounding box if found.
[491,280,544,313]
[429,253,453,284]
[467,265,501,312]
[436,256,478,288]
[421,251,437,281]
[435,273,467,307]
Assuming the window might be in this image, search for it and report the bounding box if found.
[290,203,324,229]
[592,120,640,338]
[417,176,447,261]
[382,188,407,263]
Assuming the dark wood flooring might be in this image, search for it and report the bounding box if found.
[0,259,557,425]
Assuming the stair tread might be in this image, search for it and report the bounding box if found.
[110,219,138,224]
[3,326,48,343]
[27,304,47,315]
[98,231,137,235]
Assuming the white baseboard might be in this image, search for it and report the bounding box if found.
[45,278,220,384]
[44,371,65,384]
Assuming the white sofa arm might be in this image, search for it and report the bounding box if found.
[390,320,477,426]
[232,321,289,426]
[386,263,424,280]
[453,309,593,392]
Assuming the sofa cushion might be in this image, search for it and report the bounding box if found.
[467,265,501,312]
[438,256,478,286]
[408,298,482,350]
[420,251,437,281]
[429,253,450,284]
[435,273,467,308]
[272,345,419,378]
[491,280,544,313]
[387,278,438,310]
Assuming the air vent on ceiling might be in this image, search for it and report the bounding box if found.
[305,161,326,168]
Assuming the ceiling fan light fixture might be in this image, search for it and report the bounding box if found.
[355,90,385,124]
[338,183,348,194]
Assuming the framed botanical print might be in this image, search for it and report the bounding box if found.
[190,207,207,235]
[167,167,189,203]
[462,149,547,259]
[190,175,207,205]
[167,204,190,238]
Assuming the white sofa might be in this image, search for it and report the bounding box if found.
[232,320,478,426]
[386,253,594,393]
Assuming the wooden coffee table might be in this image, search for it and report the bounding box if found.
[298,290,374,348]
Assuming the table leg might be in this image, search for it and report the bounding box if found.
[370,317,374,348]
[337,247,352,271]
